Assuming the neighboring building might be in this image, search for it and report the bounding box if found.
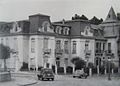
[0,7,120,73]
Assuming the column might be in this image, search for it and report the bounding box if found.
[64,64,66,74]
[72,65,75,73]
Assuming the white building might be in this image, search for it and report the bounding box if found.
[0,7,120,74]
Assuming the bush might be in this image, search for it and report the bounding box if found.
[57,67,64,74]
[38,66,43,71]
[66,66,73,74]
[84,67,89,75]
[20,62,29,71]
[71,57,86,70]
[52,65,55,73]
[99,65,105,74]
[92,67,97,74]
[88,62,94,68]
[113,67,118,73]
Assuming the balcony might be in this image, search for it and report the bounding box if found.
[43,49,51,55]
[95,50,104,56]
[55,49,63,55]
[84,50,91,56]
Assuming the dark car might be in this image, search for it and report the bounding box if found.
[73,70,88,79]
[37,68,54,81]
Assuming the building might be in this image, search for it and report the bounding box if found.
[0,7,120,73]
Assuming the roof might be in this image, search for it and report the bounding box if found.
[104,7,118,23]
[29,13,50,17]
[52,23,71,27]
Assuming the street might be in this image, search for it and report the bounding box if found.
[1,74,120,86]
[33,75,120,86]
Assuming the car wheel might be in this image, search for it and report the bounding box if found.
[42,78,44,81]
[73,76,75,78]
[51,78,54,81]
[85,76,87,79]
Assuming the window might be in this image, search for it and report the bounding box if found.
[96,42,99,50]
[72,41,76,54]
[108,14,110,18]
[85,30,88,35]
[1,38,3,44]
[14,38,18,52]
[44,23,48,32]
[85,43,88,50]
[43,38,48,49]
[103,43,105,51]
[56,40,61,49]
[96,42,101,53]
[64,41,69,54]
[56,26,62,34]
[108,43,111,53]
[31,38,35,53]
[99,43,101,52]
[56,58,60,67]
[6,38,9,46]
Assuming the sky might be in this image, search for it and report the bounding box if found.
[0,0,120,22]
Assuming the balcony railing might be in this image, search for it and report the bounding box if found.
[95,50,104,56]
[43,49,51,54]
[55,49,63,55]
[84,50,91,55]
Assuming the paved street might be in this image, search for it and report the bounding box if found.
[33,75,120,86]
[0,74,120,86]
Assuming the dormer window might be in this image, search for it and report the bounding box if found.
[108,14,110,18]
[44,23,47,32]
[11,22,22,33]
[56,26,62,34]
[42,21,51,32]
[85,30,88,35]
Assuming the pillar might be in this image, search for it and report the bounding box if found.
[72,65,75,73]
[97,65,99,75]
[55,64,58,74]
[89,68,92,76]
[104,68,107,75]
[112,68,114,74]
[64,64,66,74]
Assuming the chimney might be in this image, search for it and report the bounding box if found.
[62,19,65,24]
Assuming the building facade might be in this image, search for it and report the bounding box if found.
[0,7,120,73]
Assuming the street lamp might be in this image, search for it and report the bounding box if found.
[108,57,111,80]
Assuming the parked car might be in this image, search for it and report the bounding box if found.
[37,68,54,81]
[73,69,88,79]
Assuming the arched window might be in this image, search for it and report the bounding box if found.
[42,21,50,32]
[56,26,62,34]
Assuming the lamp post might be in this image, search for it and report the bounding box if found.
[108,57,111,80]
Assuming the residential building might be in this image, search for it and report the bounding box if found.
[0,7,120,74]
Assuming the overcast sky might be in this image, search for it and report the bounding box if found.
[0,0,120,22]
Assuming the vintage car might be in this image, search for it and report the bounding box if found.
[37,68,54,81]
[73,69,88,79]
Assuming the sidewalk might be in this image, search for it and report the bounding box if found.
[0,72,38,86]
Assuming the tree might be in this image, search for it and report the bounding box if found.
[71,57,86,70]
[0,44,10,71]
[80,15,88,20]
[90,16,103,25]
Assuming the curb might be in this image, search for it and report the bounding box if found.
[17,81,38,86]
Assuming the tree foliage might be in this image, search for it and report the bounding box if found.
[0,44,10,71]
[71,56,86,70]
[90,16,103,25]
[72,14,88,20]
[0,44,10,59]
